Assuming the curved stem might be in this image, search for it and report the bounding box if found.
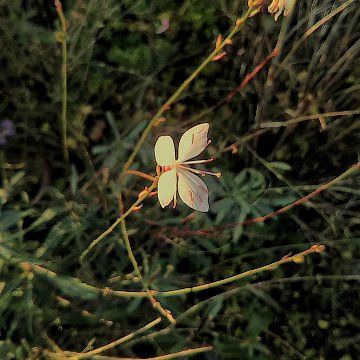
[189,47,278,124]
[260,110,360,128]
[205,162,360,232]
[67,318,161,359]
[139,346,213,360]
[159,245,325,297]
[126,169,156,181]
[47,345,213,360]
[120,218,175,323]
[19,245,325,300]
[121,218,142,280]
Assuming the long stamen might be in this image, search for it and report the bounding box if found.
[178,165,221,178]
[182,158,214,165]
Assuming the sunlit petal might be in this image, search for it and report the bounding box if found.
[157,169,177,208]
[154,136,176,166]
[177,168,209,212]
[177,123,210,163]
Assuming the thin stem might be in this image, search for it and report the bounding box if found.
[163,162,360,236]
[198,162,360,233]
[47,346,213,360]
[280,0,355,70]
[159,245,325,297]
[121,162,360,236]
[260,110,360,128]
[17,260,149,298]
[119,216,175,323]
[136,346,213,360]
[55,0,69,163]
[67,318,161,359]
[120,9,253,177]
[178,165,221,178]
[127,273,360,348]
[80,181,157,261]
[222,129,270,153]
[182,159,214,165]
[126,170,156,181]
[120,218,142,280]
[146,290,176,324]
[14,245,324,300]
[189,47,278,124]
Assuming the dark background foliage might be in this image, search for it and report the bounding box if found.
[0,0,359,359]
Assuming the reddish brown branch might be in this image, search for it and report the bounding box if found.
[189,47,278,124]
[225,47,279,103]
[204,162,359,233]
[150,162,359,237]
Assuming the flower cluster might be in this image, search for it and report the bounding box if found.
[248,0,293,21]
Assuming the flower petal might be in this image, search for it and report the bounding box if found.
[177,168,209,212]
[177,123,210,163]
[154,136,175,166]
[157,169,177,208]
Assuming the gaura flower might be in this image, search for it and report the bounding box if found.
[268,0,293,21]
[154,123,221,212]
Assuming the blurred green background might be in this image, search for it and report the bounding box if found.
[0,0,359,359]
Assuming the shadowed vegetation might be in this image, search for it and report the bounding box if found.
[0,0,359,359]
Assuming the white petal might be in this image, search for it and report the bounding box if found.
[154,136,175,166]
[157,169,177,208]
[177,168,209,212]
[177,123,210,163]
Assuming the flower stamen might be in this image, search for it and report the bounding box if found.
[182,158,214,165]
[178,165,221,178]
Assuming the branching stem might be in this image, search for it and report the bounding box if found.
[120,9,253,177]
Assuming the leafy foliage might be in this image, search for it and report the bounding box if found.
[0,0,359,359]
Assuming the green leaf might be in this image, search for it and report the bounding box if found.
[206,296,223,320]
[0,209,33,231]
[268,161,292,172]
[70,164,79,195]
[106,112,120,140]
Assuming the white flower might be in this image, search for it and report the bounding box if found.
[154,123,221,212]
[268,0,293,21]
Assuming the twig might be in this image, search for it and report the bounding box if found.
[189,47,279,124]
[157,245,325,296]
[136,346,213,360]
[214,163,359,231]
[126,170,156,182]
[49,345,213,360]
[54,0,69,163]
[152,162,359,237]
[80,181,157,261]
[198,162,360,234]
[118,202,175,323]
[222,128,270,153]
[127,274,360,348]
[16,245,324,299]
[67,318,161,359]
[280,0,355,70]
[146,289,176,324]
[120,218,142,280]
[260,110,360,128]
